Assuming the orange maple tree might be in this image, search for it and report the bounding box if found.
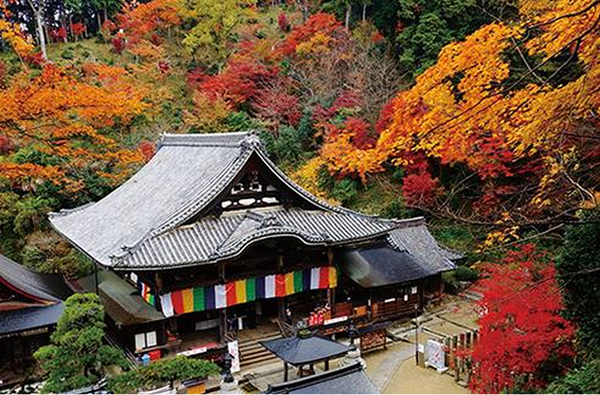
[321,0,600,235]
[0,65,148,193]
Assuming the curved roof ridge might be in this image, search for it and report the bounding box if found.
[157,131,254,148]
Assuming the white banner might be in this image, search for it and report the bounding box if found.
[227,340,241,373]
[426,339,446,370]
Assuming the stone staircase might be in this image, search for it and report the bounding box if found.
[239,331,281,368]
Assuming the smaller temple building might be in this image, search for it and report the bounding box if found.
[49,132,460,363]
[0,253,73,388]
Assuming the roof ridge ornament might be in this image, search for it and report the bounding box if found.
[239,131,263,152]
[258,213,282,229]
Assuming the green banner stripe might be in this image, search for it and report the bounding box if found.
[246,278,256,302]
[294,270,303,293]
[193,287,205,311]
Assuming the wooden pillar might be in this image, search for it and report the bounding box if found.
[327,249,336,316]
[277,298,286,322]
[219,308,227,342]
[284,362,289,382]
[218,262,225,283]
[154,272,163,293]
[367,290,372,321]
[324,359,329,371]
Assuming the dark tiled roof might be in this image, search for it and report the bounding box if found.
[340,247,437,288]
[75,271,165,326]
[0,303,65,335]
[267,363,379,394]
[0,253,73,302]
[260,335,351,366]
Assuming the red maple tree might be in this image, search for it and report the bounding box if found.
[469,244,576,393]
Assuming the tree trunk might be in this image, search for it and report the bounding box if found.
[345,2,351,29]
[28,0,47,59]
[362,3,367,21]
[97,12,102,30]
[69,14,73,37]
[103,8,108,23]
[60,8,68,43]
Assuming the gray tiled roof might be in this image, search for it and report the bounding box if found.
[50,132,366,267]
[118,207,408,269]
[387,225,457,272]
[267,363,379,394]
[261,335,352,365]
[50,132,458,272]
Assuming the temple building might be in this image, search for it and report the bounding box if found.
[49,132,459,362]
[0,253,73,388]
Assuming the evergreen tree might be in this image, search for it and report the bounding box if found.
[556,208,600,357]
[34,293,128,393]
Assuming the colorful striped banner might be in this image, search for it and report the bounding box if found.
[138,280,156,307]
[158,266,337,317]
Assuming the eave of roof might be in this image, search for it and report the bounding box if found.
[0,303,64,336]
[74,271,165,326]
[0,253,73,303]
[267,362,379,394]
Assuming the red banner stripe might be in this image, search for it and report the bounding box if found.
[319,266,329,289]
[225,282,237,307]
[275,273,286,297]
[171,290,184,314]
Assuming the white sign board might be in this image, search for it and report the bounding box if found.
[426,340,446,371]
[228,341,241,373]
[178,346,207,357]
[324,316,348,325]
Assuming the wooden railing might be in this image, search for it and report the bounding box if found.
[276,319,294,338]
[224,330,237,343]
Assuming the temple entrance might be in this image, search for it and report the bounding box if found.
[225,299,280,333]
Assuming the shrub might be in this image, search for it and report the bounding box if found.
[272,126,303,164]
[546,359,600,394]
[454,265,478,282]
[108,356,220,394]
[330,178,359,206]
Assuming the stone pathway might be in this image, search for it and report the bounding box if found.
[363,341,415,391]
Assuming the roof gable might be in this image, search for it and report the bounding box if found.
[50,132,255,266]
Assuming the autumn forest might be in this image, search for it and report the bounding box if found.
[1,0,599,393]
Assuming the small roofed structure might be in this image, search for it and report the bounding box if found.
[74,270,166,352]
[0,253,73,388]
[266,363,379,394]
[261,334,352,381]
[340,246,437,288]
